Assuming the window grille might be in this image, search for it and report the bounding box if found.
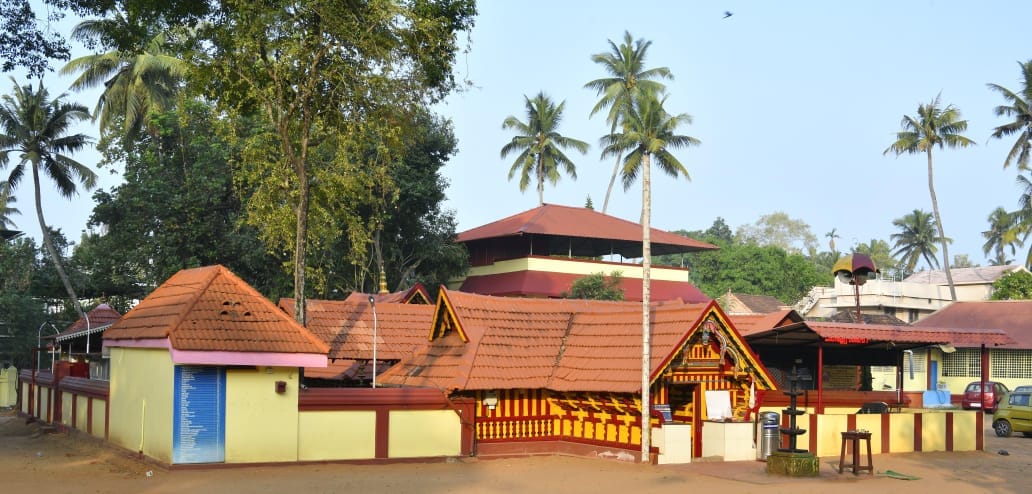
[991,349,1032,379]
[942,349,980,378]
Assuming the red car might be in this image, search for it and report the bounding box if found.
[962,381,1010,412]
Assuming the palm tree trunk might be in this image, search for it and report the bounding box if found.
[601,153,622,214]
[537,154,545,206]
[926,149,957,301]
[32,165,85,319]
[639,153,652,463]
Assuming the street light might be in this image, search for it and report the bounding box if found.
[368,295,377,388]
[832,253,878,322]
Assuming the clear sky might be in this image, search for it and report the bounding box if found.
[7,1,1032,271]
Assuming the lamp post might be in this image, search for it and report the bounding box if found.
[832,254,878,323]
[368,296,377,388]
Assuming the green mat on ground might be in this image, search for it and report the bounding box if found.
[880,470,921,480]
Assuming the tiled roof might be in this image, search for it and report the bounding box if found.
[277,298,433,360]
[730,309,802,337]
[913,300,1032,349]
[902,265,1028,285]
[50,303,122,341]
[343,283,432,304]
[459,270,710,303]
[823,310,908,325]
[725,292,785,314]
[745,320,1014,350]
[456,203,717,252]
[379,289,769,393]
[105,265,329,355]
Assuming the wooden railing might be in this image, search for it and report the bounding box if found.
[477,415,556,442]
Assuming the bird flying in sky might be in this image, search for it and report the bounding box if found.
[723,11,733,19]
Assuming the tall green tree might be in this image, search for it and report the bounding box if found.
[884,95,974,301]
[199,0,475,324]
[0,180,18,229]
[890,209,944,276]
[86,99,289,299]
[60,15,190,142]
[584,31,672,214]
[988,60,1032,171]
[0,78,95,319]
[983,207,1021,266]
[600,90,698,462]
[826,228,840,256]
[500,92,588,206]
[1014,173,1032,267]
[990,270,1032,300]
[735,211,819,256]
[565,272,624,301]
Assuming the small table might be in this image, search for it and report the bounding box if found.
[838,430,873,475]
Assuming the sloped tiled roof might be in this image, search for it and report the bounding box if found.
[725,292,785,314]
[459,270,710,303]
[913,300,1032,349]
[745,320,1014,350]
[902,264,1028,285]
[343,283,432,304]
[379,288,771,393]
[105,265,328,355]
[51,303,122,342]
[456,203,717,253]
[730,309,803,337]
[278,298,433,360]
[823,310,908,325]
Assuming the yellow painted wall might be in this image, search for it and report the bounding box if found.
[953,412,979,451]
[888,414,915,453]
[74,395,88,431]
[389,410,462,458]
[108,347,174,464]
[855,414,883,454]
[60,391,73,426]
[813,414,844,457]
[225,367,299,463]
[298,411,377,460]
[91,399,107,439]
[921,413,947,451]
[39,385,50,422]
[19,381,29,414]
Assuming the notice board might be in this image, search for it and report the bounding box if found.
[173,365,226,464]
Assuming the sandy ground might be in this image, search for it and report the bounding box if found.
[2,407,1029,494]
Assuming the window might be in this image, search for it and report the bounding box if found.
[942,349,980,378]
[991,349,1032,379]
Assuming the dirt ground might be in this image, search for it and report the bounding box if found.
[2,407,1029,494]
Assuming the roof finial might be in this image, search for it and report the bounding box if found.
[379,268,388,294]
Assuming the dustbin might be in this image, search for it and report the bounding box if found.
[757,411,780,461]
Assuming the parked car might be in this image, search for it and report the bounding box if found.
[962,381,1010,412]
[993,391,1032,437]
[1013,385,1032,393]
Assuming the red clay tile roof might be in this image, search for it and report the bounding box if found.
[730,309,803,337]
[458,270,710,303]
[277,298,433,360]
[822,310,908,325]
[379,288,773,393]
[456,203,717,254]
[913,300,1032,349]
[105,265,328,355]
[726,293,785,314]
[745,321,1014,350]
[343,283,432,304]
[50,303,122,341]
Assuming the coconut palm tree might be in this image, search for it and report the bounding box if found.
[585,32,672,213]
[884,95,974,301]
[0,78,95,318]
[0,181,18,230]
[982,207,1021,265]
[988,60,1032,171]
[60,16,188,142]
[826,228,840,256]
[890,209,945,276]
[500,92,588,206]
[600,90,698,462]
[1014,173,1032,267]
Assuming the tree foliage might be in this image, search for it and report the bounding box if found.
[198,0,476,323]
[688,242,829,304]
[734,211,818,256]
[990,270,1032,300]
[565,272,624,301]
